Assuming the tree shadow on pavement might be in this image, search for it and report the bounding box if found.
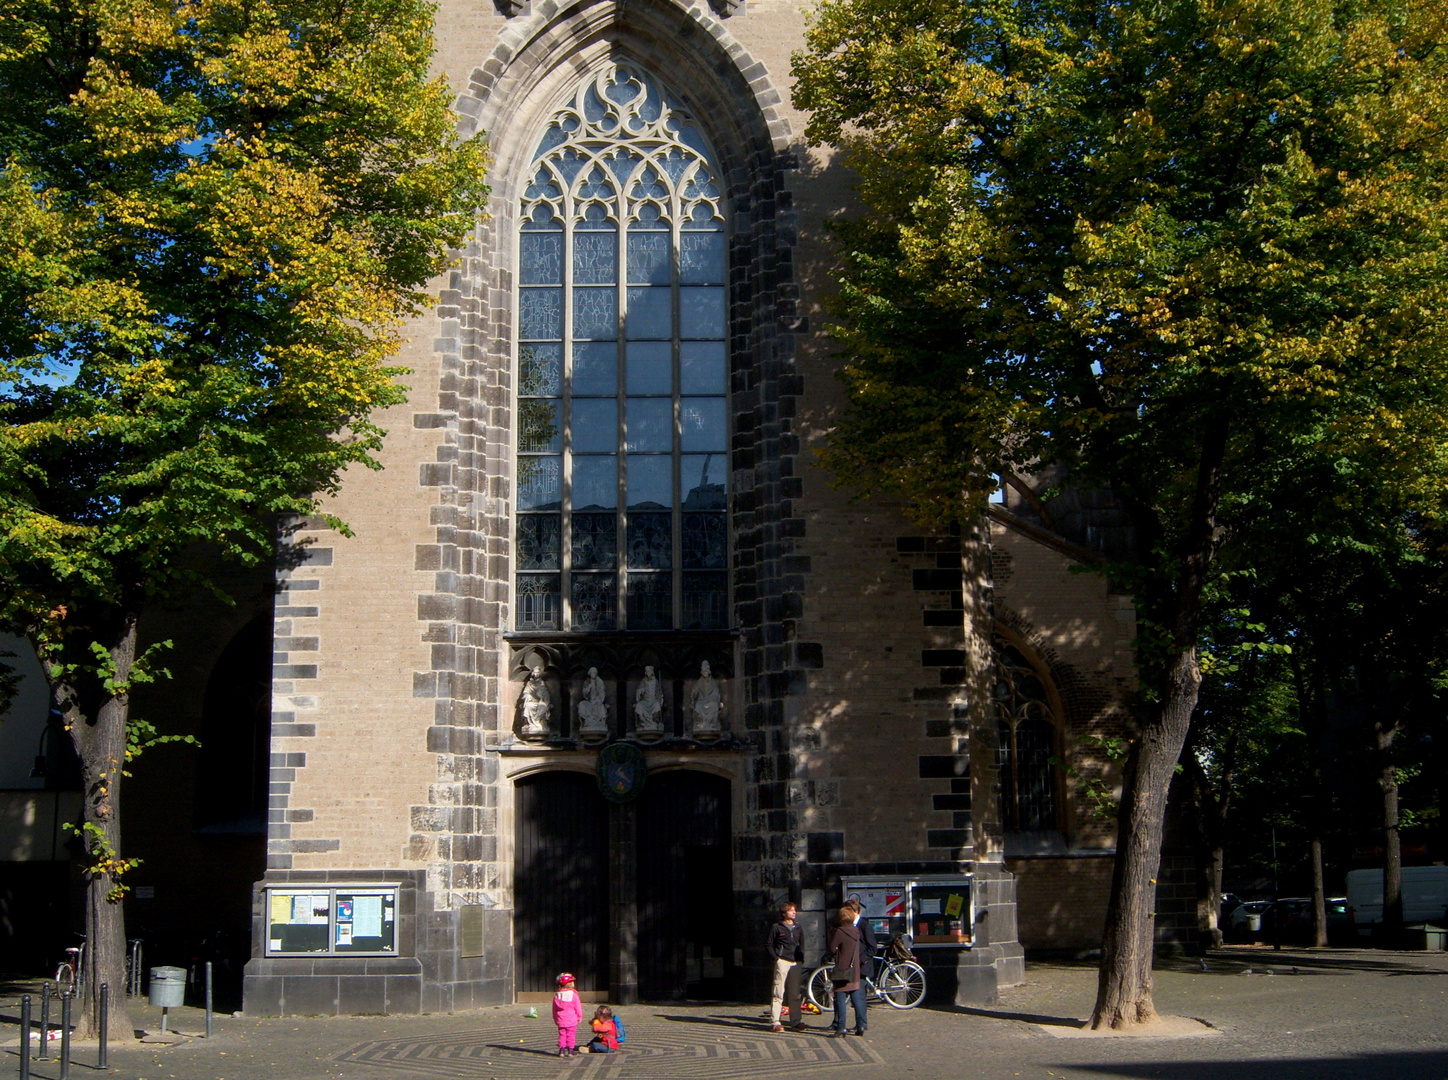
[657,1013,785,1031]
[1153,949,1446,977]
[1063,1049,1448,1079]
[958,1006,1084,1029]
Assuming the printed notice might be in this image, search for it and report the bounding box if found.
[292,895,313,923]
[354,895,384,939]
[945,893,964,917]
[271,894,291,925]
[336,923,353,945]
[920,898,942,915]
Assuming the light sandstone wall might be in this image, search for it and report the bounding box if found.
[991,523,1136,849]
[267,319,452,874]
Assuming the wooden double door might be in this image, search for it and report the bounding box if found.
[513,769,733,1000]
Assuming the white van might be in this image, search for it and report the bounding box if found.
[1345,866,1448,933]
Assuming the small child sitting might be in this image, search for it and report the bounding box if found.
[587,1005,620,1053]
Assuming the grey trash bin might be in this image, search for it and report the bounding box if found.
[149,966,186,1008]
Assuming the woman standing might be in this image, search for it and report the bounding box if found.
[827,906,867,1037]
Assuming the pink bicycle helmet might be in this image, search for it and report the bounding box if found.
[556,972,575,986]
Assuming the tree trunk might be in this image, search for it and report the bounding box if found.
[56,615,136,1042]
[1377,717,1403,937]
[1309,836,1328,948]
[1092,418,1226,1029]
[1091,649,1201,1028]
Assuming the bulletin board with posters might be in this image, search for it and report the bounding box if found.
[265,886,399,957]
[840,879,910,943]
[841,874,973,949]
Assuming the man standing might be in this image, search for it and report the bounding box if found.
[767,901,806,1031]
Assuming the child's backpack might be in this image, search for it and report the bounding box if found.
[613,1014,626,1044]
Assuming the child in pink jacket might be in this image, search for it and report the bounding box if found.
[552,972,584,1056]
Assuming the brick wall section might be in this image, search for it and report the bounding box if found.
[1006,855,1115,951]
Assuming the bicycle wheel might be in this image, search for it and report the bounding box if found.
[805,965,835,1014]
[54,963,76,997]
[877,960,926,1009]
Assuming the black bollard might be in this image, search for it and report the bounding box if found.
[59,991,71,1080]
[98,984,109,1069]
[19,995,30,1080]
[205,962,213,1038]
[38,984,50,1061]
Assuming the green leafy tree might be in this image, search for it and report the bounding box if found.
[794,0,1448,1026]
[0,0,486,1037]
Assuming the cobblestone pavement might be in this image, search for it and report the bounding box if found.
[3,947,1446,1080]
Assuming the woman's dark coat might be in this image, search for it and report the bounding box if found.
[828,922,863,992]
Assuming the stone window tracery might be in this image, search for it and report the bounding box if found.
[515,62,728,632]
[993,637,1060,832]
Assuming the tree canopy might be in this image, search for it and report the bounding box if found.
[0,0,487,1036]
[794,0,1448,1027]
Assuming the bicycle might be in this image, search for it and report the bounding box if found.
[54,938,85,997]
[805,937,927,1012]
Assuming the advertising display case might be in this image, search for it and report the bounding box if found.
[265,886,399,957]
[841,874,973,948]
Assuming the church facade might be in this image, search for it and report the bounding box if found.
[236,0,1141,1015]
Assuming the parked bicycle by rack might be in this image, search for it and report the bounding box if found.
[54,937,85,996]
[805,936,927,1011]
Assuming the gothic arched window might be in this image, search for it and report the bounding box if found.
[993,637,1060,832]
[514,62,728,633]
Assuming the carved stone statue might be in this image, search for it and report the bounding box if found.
[689,660,723,740]
[633,665,665,742]
[520,664,552,741]
[577,666,609,743]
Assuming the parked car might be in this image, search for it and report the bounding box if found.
[1227,900,1272,939]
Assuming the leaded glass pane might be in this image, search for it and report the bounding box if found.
[573,287,618,340]
[518,399,560,453]
[679,231,725,284]
[625,398,672,451]
[628,513,672,569]
[680,397,726,452]
[625,287,671,339]
[626,341,671,395]
[573,342,617,396]
[572,513,617,570]
[627,573,672,630]
[572,454,618,511]
[626,455,672,509]
[573,231,618,285]
[517,514,561,570]
[572,399,617,453]
[680,341,727,393]
[571,573,617,631]
[680,287,726,339]
[626,230,671,285]
[682,572,727,630]
[516,574,561,630]
[520,288,563,340]
[682,513,726,569]
[682,454,726,509]
[520,232,563,285]
[520,343,563,396]
[517,455,561,510]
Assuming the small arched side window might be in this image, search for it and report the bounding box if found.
[993,637,1060,833]
[514,62,729,633]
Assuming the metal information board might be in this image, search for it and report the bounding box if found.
[841,874,973,948]
[266,886,398,957]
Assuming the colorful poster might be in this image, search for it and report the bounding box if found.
[945,893,964,917]
[336,900,354,922]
